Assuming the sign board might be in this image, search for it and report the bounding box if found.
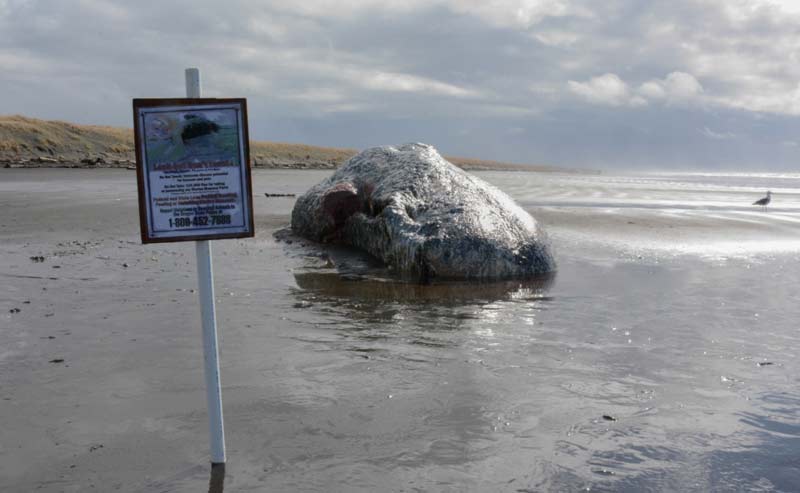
[133,98,255,243]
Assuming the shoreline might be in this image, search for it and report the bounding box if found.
[1,114,594,173]
[0,157,594,173]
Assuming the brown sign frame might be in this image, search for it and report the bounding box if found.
[133,98,255,244]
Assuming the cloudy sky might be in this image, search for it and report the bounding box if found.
[2,0,800,170]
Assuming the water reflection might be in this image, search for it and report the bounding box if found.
[291,271,554,353]
[208,463,225,493]
[272,204,800,490]
[281,270,558,477]
[292,271,555,304]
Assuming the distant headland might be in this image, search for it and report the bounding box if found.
[0,114,587,173]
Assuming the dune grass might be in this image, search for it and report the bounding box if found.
[0,114,568,171]
[0,115,133,158]
[0,114,357,167]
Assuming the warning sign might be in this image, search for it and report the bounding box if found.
[133,98,254,243]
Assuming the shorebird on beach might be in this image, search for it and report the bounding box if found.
[753,191,772,211]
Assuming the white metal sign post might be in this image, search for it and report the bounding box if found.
[133,68,255,466]
[187,68,226,466]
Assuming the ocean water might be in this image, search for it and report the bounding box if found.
[502,171,800,258]
[249,170,800,492]
[1,168,799,492]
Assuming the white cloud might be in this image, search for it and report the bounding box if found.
[359,71,478,98]
[276,0,585,28]
[644,3,800,115]
[77,0,129,21]
[568,73,633,106]
[637,72,703,104]
[449,0,583,28]
[638,80,666,100]
[533,29,581,47]
[700,126,736,140]
[283,88,347,103]
[569,71,705,108]
[663,72,704,100]
[709,81,800,115]
[1,0,800,168]
[748,0,800,15]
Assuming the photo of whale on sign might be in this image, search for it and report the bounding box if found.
[291,143,555,282]
[180,114,220,145]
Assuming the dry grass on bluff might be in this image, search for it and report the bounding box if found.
[0,114,562,171]
[0,115,132,161]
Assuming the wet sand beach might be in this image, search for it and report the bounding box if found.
[2,168,800,491]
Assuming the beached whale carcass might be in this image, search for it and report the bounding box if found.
[291,143,555,282]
